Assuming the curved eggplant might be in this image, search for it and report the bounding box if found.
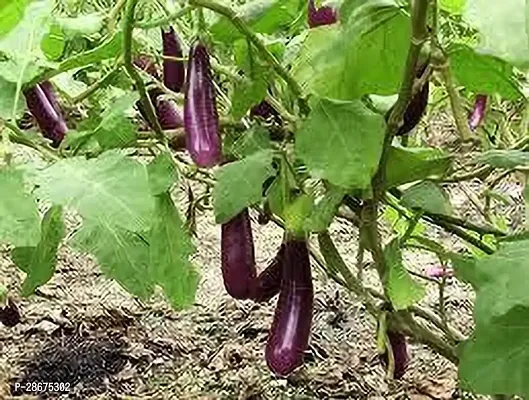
[24,84,67,148]
[381,330,409,379]
[308,0,338,28]
[468,94,487,131]
[265,239,313,376]
[252,244,285,302]
[184,41,222,168]
[162,26,185,93]
[221,208,257,299]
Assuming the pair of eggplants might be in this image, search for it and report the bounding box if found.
[136,27,222,168]
[221,208,313,376]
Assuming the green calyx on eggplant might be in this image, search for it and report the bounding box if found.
[184,40,222,168]
[265,239,313,376]
[221,208,257,299]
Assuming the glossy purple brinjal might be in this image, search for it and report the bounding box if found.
[308,0,338,28]
[184,41,222,168]
[468,94,487,131]
[24,84,67,148]
[265,239,313,376]
[162,26,185,93]
[221,208,257,299]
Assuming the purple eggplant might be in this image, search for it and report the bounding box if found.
[221,208,257,299]
[250,100,281,122]
[0,298,21,327]
[137,87,184,130]
[308,0,338,28]
[24,84,67,148]
[134,54,160,79]
[184,41,222,168]
[252,245,285,302]
[266,239,313,376]
[468,94,487,131]
[381,330,409,379]
[162,26,185,93]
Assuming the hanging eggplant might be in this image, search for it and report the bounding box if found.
[162,26,185,93]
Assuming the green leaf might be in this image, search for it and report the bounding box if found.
[71,220,154,299]
[385,146,453,188]
[292,0,410,99]
[266,157,297,218]
[41,23,65,61]
[384,239,425,310]
[0,0,31,38]
[401,181,453,216]
[213,149,275,224]
[36,151,154,232]
[210,0,303,43]
[296,97,385,189]
[448,44,522,100]
[231,76,269,120]
[11,206,65,296]
[452,240,529,324]
[307,185,345,232]
[439,0,466,14]
[0,76,24,119]
[0,167,41,247]
[147,153,178,195]
[459,306,529,398]
[464,0,529,68]
[228,126,272,159]
[55,13,105,37]
[476,149,529,169]
[93,93,139,149]
[149,192,198,309]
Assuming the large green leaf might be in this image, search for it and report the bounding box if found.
[71,221,154,299]
[0,76,24,119]
[439,0,466,14]
[385,146,453,188]
[459,306,529,398]
[0,167,41,247]
[401,181,453,216]
[448,43,522,100]
[36,151,154,232]
[213,149,275,224]
[0,0,31,38]
[93,93,139,149]
[452,240,529,324]
[292,0,410,99]
[210,0,302,43]
[384,239,425,310]
[147,153,178,196]
[476,149,529,169]
[296,97,385,189]
[11,206,65,296]
[464,0,529,68]
[149,193,198,309]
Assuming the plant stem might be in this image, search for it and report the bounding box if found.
[188,0,304,102]
[107,0,128,32]
[123,0,166,143]
[135,6,192,29]
[72,64,122,103]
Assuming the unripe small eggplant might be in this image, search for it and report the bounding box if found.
[266,239,313,376]
[184,41,222,168]
[24,84,67,148]
[468,94,487,131]
[308,0,338,28]
[221,208,257,299]
[162,26,185,93]
[252,244,285,303]
[381,330,409,379]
